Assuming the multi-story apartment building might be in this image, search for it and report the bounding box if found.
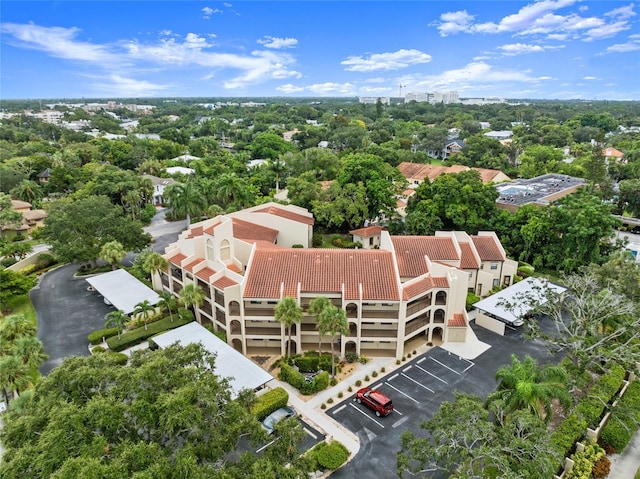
[160,203,517,360]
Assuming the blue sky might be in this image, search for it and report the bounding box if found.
[1,1,639,100]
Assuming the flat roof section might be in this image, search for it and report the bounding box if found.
[496,174,585,207]
[86,269,160,314]
[153,322,274,398]
[473,277,567,326]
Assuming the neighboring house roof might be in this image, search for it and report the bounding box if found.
[398,162,508,185]
[232,218,279,243]
[22,210,46,222]
[459,242,480,269]
[391,236,459,277]
[213,275,238,289]
[196,267,217,282]
[10,200,31,210]
[86,269,160,315]
[170,154,201,162]
[402,276,450,300]
[244,249,400,301]
[165,166,195,175]
[471,235,505,261]
[252,205,315,226]
[602,147,624,158]
[168,252,188,265]
[184,258,205,272]
[349,225,383,237]
[142,174,179,187]
[37,168,51,179]
[153,322,273,398]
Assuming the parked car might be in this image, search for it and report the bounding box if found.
[261,406,297,434]
[355,387,394,417]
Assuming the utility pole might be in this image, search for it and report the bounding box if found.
[398,84,406,104]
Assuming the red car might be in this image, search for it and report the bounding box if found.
[355,387,394,417]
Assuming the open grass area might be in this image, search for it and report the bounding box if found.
[4,294,37,326]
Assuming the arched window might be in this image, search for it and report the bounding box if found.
[220,239,231,261]
[206,239,215,261]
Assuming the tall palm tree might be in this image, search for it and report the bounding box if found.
[105,310,129,339]
[143,252,169,288]
[179,283,205,316]
[0,314,36,342]
[215,173,248,209]
[11,179,43,204]
[12,336,48,370]
[132,300,155,331]
[487,354,571,422]
[165,180,204,225]
[308,296,331,356]
[268,157,287,194]
[317,305,348,378]
[0,355,30,403]
[100,240,126,270]
[274,297,303,358]
[157,291,177,323]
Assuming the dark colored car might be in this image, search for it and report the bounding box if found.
[355,387,393,417]
[261,406,297,434]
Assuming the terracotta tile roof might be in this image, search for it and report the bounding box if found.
[213,275,238,289]
[184,258,205,272]
[252,240,283,250]
[474,168,509,183]
[232,218,278,243]
[227,264,242,273]
[459,242,480,269]
[349,225,383,237]
[168,253,187,266]
[203,221,221,236]
[187,226,204,239]
[602,147,624,158]
[398,162,507,185]
[403,276,450,300]
[391,236,459,277]
[448,313,466,327]
[244,249,400,301]
[22,210,46,221]
[195,267,217,282]
[471,235,505,261]
[253,206,315,225]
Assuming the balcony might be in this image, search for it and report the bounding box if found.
[245,326,282,336]
[171,268,183,281]
[435,291,447,305]
[406,300,430,317]
[243,308,274,317]
[405,316,429,336]
[360,328,397,338]
[360,310,398,320]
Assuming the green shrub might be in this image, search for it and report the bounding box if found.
[295,355,320,372]
[327,398,333,404]
[551,413,588,458]
[92,346,106,354]
[338,392,343,398]
[313,371,330,392]
[315,441,349,470]
[358,355,369,364]
[35,253,57,270]
[345,352,358,363]
[312,233,324,247]
[106,316,193,351]
[364,375,370,382]
[517,263,535,277]
[106,352,129,366]
[88,328,120,345]
[292,244,304,248]
[355,380,362,387]
[321,403,326,409]
[372,371,378,377]
[177,307,194,321]
[381,367,385,373]
[140,204,157,225]
[565,443,604,479]
[347,386,352,392]
[466,292,480,311]
[252,387,289,421]
[329,377,337,387]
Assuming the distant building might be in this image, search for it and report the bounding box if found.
[2,200,47,239]
[398,162,511,189]
[495,174,586,212]
[484,130,513,140]
[405,91,460,104]
[142,174,180,206]
[358,97,390,105]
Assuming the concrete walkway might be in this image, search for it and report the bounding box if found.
[607,429,640,479]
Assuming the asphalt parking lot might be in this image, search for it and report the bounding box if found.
[327,322,557,478]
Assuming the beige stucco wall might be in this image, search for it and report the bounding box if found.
[474,313,506,335]
[446,327,467,342]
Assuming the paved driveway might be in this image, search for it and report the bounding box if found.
[33,208,186,374]
[327,323,556,478]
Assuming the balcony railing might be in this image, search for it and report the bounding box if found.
[405,317,429,335]
[360,328,397,338]
[245,326,282,336]
[360,310,398,320]
[243,308,275,317]
[406,300,430,317]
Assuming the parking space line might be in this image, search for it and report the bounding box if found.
[392,417,409,428]
[430,356,462,375]
[349,402,384,428]
[304,427,318,439]
[388,373,399,381]
[401,373,434,393]
[462,362,474,373]
[332,405,347,414]
[256,438,276,453]
[403,365,413,373]
[415,364,448,384]
[384,381,419,403]
[393,408,404,416]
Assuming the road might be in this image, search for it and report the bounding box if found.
[32,208,186,374]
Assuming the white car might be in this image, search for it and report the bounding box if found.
[261,406,297,434]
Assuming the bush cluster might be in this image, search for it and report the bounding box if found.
[600,380,640,452]
[107,352,129,365]
[278,363,329,395]
[106,316,193,351]
[290,351,333,373]
[308,441,350,471]
[564,442,605,479]
[551,365,626,457]
[88,328,120,345]
[251,387,289,421]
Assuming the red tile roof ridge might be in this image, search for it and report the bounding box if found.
[448,313,466,327]
[349,225,384,237]
[168,252,187,265]
[252,205,315,225]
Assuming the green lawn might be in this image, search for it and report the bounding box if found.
[5,294,37,326]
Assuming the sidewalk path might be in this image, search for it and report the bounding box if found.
[607,429,640,479]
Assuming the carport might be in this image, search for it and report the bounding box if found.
[473,277,567,335]
[86,269,160,314]
[153,322,274,398]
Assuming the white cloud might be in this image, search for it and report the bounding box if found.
[276,83,305,94]
[271,69,302,79]
[497,42,565,55]
[583,76,599,80]
[202,6,222,19]
[88,74,169,97]
[257,36,298,49]
[276,82,356,96]
[606,34,640,52]
[433,10,476,36]
[341,49,432,72]
[605,3,636,19]
[583,21,631,41]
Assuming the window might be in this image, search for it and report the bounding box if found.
[250,300,262,304]
[490,263,498,270]
[493,279,499,287]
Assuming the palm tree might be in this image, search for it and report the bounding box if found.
[133,300,155,331]
[165,180,204,225]
[1,242,33,261]
[105,310,129,339]
[215,173,248,209]
[317,305,348,378]
[11,180,43,204]
[0,355,31,403]
[157,291,177,322]
[274,297,303,358]
[100,240,126,270]
[487,354,571,422]
[12,336,48,369]
[179,283,205,315]
[143,252,169,288]
[308,296,331,356]
[0,314,36,342]
[268,157,287,194]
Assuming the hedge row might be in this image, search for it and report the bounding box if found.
[551,365,626,457]
[279,363,330,395]
[251,387,289,421]
[308,441,350,471]
[106,316,194,351]
[600,380,640,453]
[88,328,120,345]
[293,353,332,373]
[564,443,605,479]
